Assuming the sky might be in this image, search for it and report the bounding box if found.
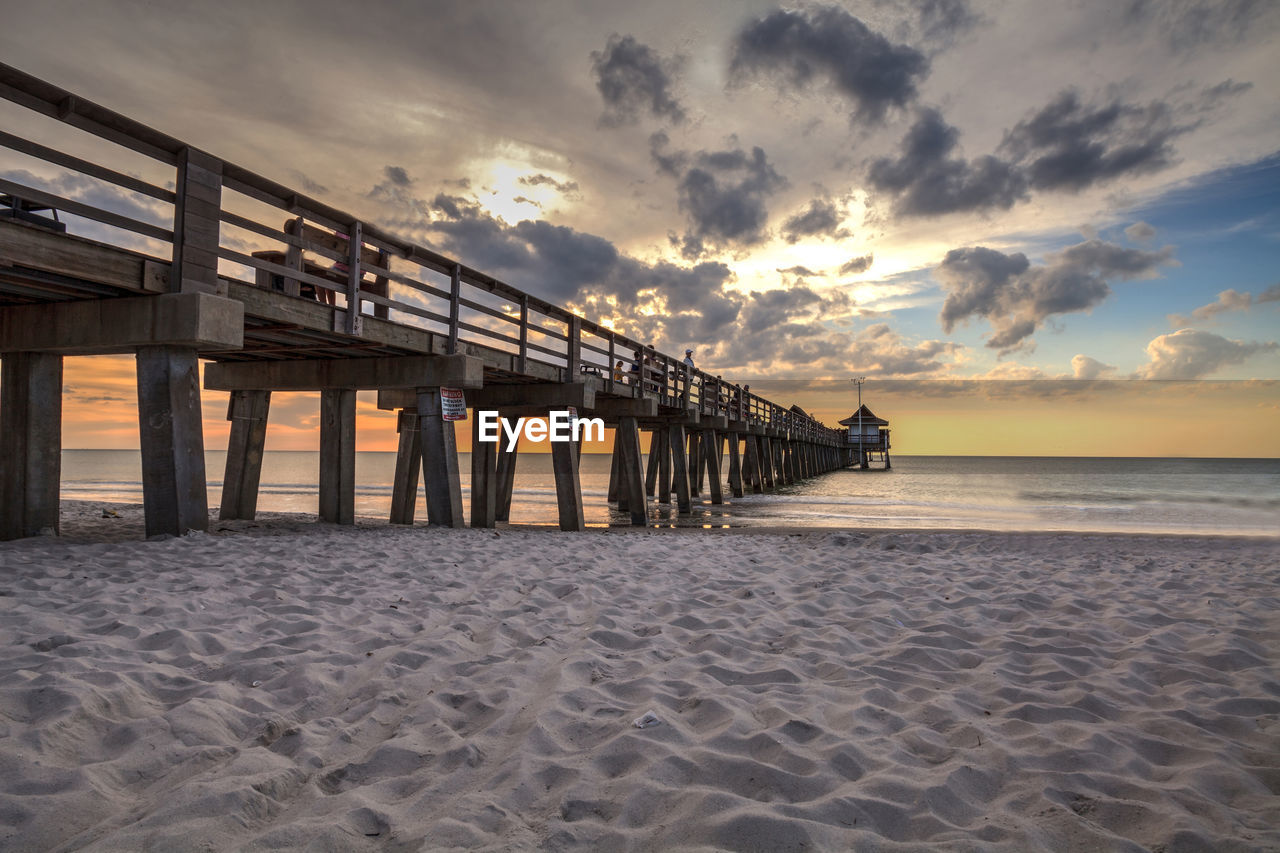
[1,0,1278,454]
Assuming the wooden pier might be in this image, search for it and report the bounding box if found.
[0,65,858,540]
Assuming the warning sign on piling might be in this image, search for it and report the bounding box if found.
[440,387,467,421]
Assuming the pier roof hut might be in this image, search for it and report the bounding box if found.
[839,405,891,468]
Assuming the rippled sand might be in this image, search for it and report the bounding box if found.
[1,506,1277,850]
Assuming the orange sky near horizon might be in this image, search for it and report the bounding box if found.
[49,355,1280,458]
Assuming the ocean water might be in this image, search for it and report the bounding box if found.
[59,450,1279,536]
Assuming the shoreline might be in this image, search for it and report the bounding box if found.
[38,499,1280,544]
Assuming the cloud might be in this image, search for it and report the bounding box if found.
[740,285,828,334]
[1120,0,1275,52]
[374,175,960,381]
[1125,221,1156,242]
[999,90,1190,192]
[1168,287,1276,325]
[518,174,581,197]
[1071,354,1117,379]
[776,265,823,278]
[591,34,685,126]
[383,165,411,187]
[779,198,849,243]
[840,254,874,275]
[651,134,787,258]
[0,168,172,254]
[1136,329,1277,378]
[867,108,1027,217]
[730,5,929,124]
[423,189,741,343]
[870,89,1197,218]
[723,311,959,377]
[978,362,1048,380]
[915,0,982,43]
[935,238,1177,352]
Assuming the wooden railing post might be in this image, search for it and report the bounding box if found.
[607,335,616,392]
[373,247,389,320]
[343,220,363,335]
[567,315,582,382]
[282,217,303,297]
[172,147,223,295]
[517,294,529,373]
[448,263,461,354]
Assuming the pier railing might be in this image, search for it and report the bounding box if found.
[0,63,841,444]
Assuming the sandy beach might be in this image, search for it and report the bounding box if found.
[1,504,1277,851]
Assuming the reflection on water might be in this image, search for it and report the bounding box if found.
[60,451,1279,536]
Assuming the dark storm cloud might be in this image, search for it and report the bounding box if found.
[840,254,874,275]
[867,109,1027,217]
[591,34,685,127]
[935,239,1176,352]
[999,90,1190,192]
[1136,329,1278,378]
[730,5,929,124]
[651,135,787,258]
[779,199,849,243]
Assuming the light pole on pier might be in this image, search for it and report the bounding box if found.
[852,376,865,466]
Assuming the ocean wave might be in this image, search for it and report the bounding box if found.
[1017,489,1280,510]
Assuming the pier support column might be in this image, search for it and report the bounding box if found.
[495,418,520,522]
[668,423,691,514]
[687,431,702,497]
[389,409,421,525]
[470,411,497,528]
[743,435,762,493]
[0,352,63,540]
[551,430,585,531]
[417,388,464,528]
[616,416,647,526]
[219,389,270,521]
[656,429,671,505]
[884,449,891,470]
[644,429,660,497]
[607,438,622,504]
[702,430,723,505]
[759,437,775,490]
[727,433,744,498]
[137,346,209,537]
[319,389,356,525]
[860,449,870,470]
